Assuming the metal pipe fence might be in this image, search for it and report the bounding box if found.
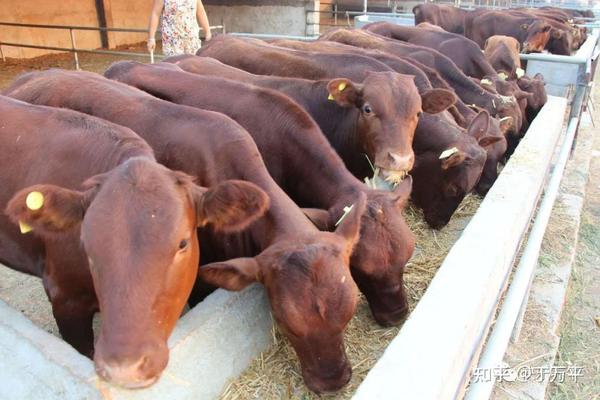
[0,21,225,69]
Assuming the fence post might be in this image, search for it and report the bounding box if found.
[334,3,338,26]
[69,28,80,70]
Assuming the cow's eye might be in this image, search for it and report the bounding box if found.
[178,239,190,250]
[417,111,423,118]
[362,103,373,114]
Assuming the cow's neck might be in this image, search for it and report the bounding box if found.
[300,82,369,179]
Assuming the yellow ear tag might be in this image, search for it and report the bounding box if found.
[328,93,335,101]
[338,82,347,92]
[19,220,33,234]
[480,78,493,86]
[498,72,508,81]
[26,191,44,211]
[439,147,459,160]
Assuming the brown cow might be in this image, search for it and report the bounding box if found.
[4,70,366,393]
[105,60,416,326]
[198,35,450,179]
[505,9,579,55]
[0,95,268,388]
[412,111,490,228]
[320,28,521,129]
[170,56,506,198]
[517,73,547,123]
[162,57,501,222]
[363,22,499,79]
[413,3,468,34]
[484,35,522,78]
[261,39,508,195]
[464,11,551,53]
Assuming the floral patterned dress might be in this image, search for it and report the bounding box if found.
[161,0,201,56]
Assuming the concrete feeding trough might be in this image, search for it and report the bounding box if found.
[521,31,599,117]
[0,284,274,399]
[354,13,415,28]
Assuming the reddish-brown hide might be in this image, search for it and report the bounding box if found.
[484,35,522,78]
[464,11,551,53]
[197,35,430,178]
[413,3,469,34]
[165,56,499,226]
[0,95,268,388]
[105,60,416,326]
[364,22,499,79]
[3,70,365,394]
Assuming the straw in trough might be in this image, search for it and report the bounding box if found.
[221,193,483,400]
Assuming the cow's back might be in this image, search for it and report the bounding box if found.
[198,35,391,82]
[413,4,466,34]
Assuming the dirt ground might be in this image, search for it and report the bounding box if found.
[0,45,151,90]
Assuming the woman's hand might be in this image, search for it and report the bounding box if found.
[205,31,212,42]
[147,38,156,52]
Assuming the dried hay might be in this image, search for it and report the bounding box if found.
[220,193,483,400]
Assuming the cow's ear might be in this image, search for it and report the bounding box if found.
[478,135,503,148]
[334,192,367,255]
[515,90,533,102]
[421,89,456,114]
[198,257,261,291]
[327,78,361,107]
[391,175,412,209]
[303,208,332,231]
[191,179,269,233]
[552,30,563,39]
[534,72,545,82]
[440,149,467,170]
[5,184,97,235]
[520,24,529,30]
[498,116,514,134]
[466,110,490,139]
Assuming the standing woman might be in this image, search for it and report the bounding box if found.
[148,0,212,56]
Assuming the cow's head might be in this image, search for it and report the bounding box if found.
[521,20,551,53]
[517,73,547,121]
[198,193,367,394]
[412,112,493,228]
[466,114,508,195]
[327,71,455,181]
[545,28,574,55]
[6,158,269,389]
[304,178,414,326]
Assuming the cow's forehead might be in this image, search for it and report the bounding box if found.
[82,159,187,250]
